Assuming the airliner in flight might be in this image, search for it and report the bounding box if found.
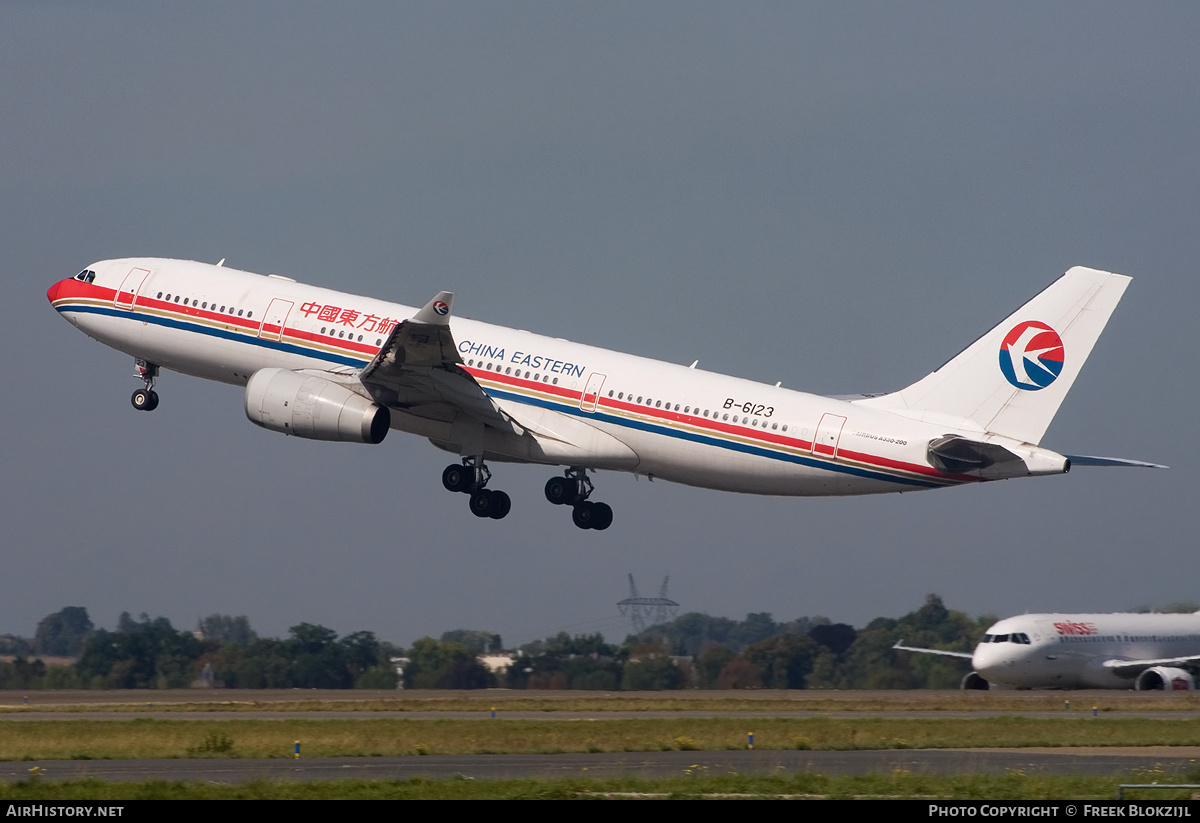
[895,612,1200,690]
[47,259,1162,529]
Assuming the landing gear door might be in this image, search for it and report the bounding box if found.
[114,267,151,310]
[259,298,294,342]
[812,413,847,458]
[580,372,607,413]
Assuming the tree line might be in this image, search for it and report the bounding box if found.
[0,611,398,690]
[0,595,1009,690]
[499,594,990,690]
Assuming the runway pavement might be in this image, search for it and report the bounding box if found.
[4,748,1199,783]
[3,689,1198,708]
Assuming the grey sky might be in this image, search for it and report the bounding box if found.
[3,2,1196,645]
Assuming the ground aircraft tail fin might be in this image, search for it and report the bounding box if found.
[855,267,1130,445]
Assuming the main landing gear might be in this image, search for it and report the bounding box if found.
[439,461,613,529]
[131,359,160,411]
[442,457,511,520]
[545,467,613,531]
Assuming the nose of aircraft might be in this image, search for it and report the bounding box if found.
[972,642,1008,676]
[46,279,63,304]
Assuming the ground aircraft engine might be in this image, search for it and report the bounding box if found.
[960,672,990,690]
[1134,666,1196,691]
[244,368,390,444]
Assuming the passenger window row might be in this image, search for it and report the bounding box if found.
[319,326,380,345]
[460,360,792,433]
[465,359,560,386]
[156,292,253,319]
[604,390,789,432]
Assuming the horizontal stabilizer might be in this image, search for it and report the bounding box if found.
[1065,455,1168,469]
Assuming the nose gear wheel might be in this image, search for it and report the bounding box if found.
[131,359,160,412]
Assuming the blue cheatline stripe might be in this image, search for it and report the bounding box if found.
[58,304,369,368]
[483,385,944,490]
[59,301,944,489]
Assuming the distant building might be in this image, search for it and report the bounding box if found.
[480,653,515,675]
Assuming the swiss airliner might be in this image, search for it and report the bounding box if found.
[895,612,1200,690]
[47,260,1162,529]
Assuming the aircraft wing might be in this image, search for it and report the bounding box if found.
[357,292,523,434]
[1103,655,1200,676]
[892,641,974,660]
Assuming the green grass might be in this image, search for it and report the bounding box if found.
[3,716,1200,761]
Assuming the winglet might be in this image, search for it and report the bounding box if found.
[358,291,458,382]
[411,292,455,326]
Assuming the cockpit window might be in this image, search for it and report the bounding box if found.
[73,270,96,283]
[981,632,1030,645]
[984,633,1032,647]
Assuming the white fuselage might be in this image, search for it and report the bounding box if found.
[49,257,1050,497]
[972,613,1200,689]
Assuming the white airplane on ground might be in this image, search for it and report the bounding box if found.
[47,260,1162,529]
[895,612,1200,690]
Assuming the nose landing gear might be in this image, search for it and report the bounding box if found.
[545,468,613,530]
[131,359,160,411]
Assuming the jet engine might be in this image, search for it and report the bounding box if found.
[1134,667,1196,691]
[960,672,991,690]
[244,368,390,444]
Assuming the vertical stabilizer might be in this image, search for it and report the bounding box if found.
[855,267,1130,444]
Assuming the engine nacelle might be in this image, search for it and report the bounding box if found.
[244,368,390,444]
[960,671,991,690]
[1134,666,1196,691]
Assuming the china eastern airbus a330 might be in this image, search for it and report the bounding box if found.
[47,259,1162,529]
